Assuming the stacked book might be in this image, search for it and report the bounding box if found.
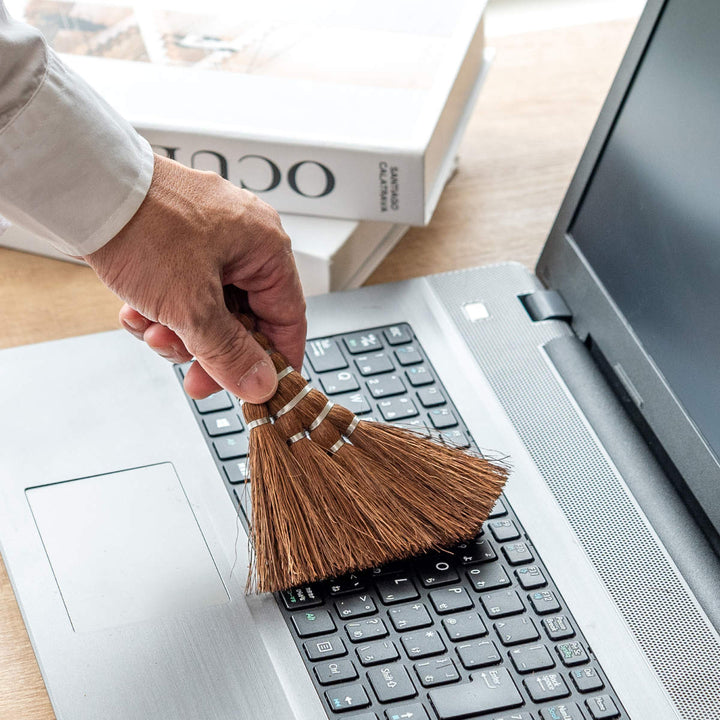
[1,0,490,295]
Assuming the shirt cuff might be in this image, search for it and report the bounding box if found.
[0,51,154,257]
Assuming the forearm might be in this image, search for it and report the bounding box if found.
[0,2,153,256]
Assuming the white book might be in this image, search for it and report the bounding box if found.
[0,214,408,297]
[8,0,489,225]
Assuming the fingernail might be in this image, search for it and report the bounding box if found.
[237,360,277,403]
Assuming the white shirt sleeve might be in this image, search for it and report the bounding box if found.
[0,2,154,256]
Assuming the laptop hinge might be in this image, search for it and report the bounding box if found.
[519,289,573,322]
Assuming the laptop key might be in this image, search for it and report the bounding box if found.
[329,574,365,595]
[488,520,521,542]
[389,603,433,631]
[571,666,605,693]
[203,411,243,436]
[455,640,501,669]
[401,629,446,659]
[383,325,412,345]
[335,594,377,620]
[335,392,372,415]
[384,703,430,720]
[429,668,523,719]
[367,374,406,398]
[502,543,534,565]
[523,672,571,703]
[305,635,348,661]
[394,345,422,365]
[325,684,371,713]
[428,408,458,429]
[442,612,487,641]
[515,565,547,590]
[213,433,249,460]
[488,498,508,518]
[355,352,395,376]
[509,643,555,673]
[281,585,323,611]
[376,575,419,604]
[307,338,348,373]
[379,397,419,421]
[405,365,434,387]
[429,587,473,614]
[585,695,620,719]
[356,639,400,666]
[438,429,470,448]
[542,615,575,640]
[556,641,589,666]
[541,704,584,720]
[529,591,561,615]
[467,564,511,592]
[321,370,360,395]
[418,558,460,587]
[223,459,248,484]
[194,391,233,414]
[495,616,540,646]
[314,659,358,685]
[480,589,524,618]
[417,386,446,407]
[345,618,388,642]
[344,332,383,354]
[368,663,418,703]
[292,609,336,637]
[457,536,497,565]
[415,657,460,687]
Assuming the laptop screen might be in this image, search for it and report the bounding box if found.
[568,0,720,460]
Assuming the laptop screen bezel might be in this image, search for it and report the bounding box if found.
[535,0,720,548]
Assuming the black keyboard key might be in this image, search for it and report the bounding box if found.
[442,612,487,641]
[223,459,249,484]
[515,565,547,590]
[305,635,348,661]
[529,591,561,615]
[456,537,497,566]
[523,672,571,703]
[307,338,348,373]
[389,603,433,631]
[321,370,360,395]
[480,590,524,618]
[428,408,458,429]
[542,615,575,641]
[541,703,584,720]
[429,668,523,719]
[415,657,460,687]
[405,365,434,387]
[383,325,412,345]
[417,386,446,407]
[488,498,508,518]
[466,565,510,592]
[438,429,470,448]
[385,704,429,720]
[281,585,323,610]
[314,659,358,685]
[203,411,243,436]
[556,641,589,667]
[394,345,422,365]
[353,716,378,720]
[488,519,521,542]
[376,575,419,604]
[367,374,406,398]
[586,695,620,719]
[509,643,555,673]
[502,543,534,566]
[335,594,377,619]
[367,663,417,703]
[335,392,372,415]
[401,629,446,659]
[571,666,605,693]
[325,684,371,713]
[194,391,233,414]
[494,713,534,720]
[429,587,473,614]
[356,352,395,376]
[455,640,501,669]
[379,397,419,421]
[292,609,337,637]
[418,558,460,587]
[329,574,365,595]
[494,616,540,646]
[213,432,249,460]
[345,618,388,643]
[344,332,383,354]
[356,639,400,666]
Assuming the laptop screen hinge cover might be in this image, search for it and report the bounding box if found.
[520,289,573,323]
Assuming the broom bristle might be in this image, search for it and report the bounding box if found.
[236,321,508,593]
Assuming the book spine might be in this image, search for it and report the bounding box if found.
[141,129,426,225]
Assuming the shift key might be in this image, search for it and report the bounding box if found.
[429,668,523,719]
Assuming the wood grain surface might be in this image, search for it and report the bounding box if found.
[0,19,635,720]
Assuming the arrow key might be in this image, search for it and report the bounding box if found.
[325,684,371,713]
[384,702,431,720]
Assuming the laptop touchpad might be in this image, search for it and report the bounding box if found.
[26,463,229,633]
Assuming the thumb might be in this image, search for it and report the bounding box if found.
[185,306,278,404]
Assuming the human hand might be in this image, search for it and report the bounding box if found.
[83,154,306,403]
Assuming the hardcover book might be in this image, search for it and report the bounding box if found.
[8,0,489,225]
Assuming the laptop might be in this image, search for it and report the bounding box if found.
[1,0,719,717]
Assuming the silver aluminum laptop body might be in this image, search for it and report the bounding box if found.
[2,0,720,717]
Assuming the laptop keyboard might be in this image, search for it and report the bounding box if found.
[177,322,628,720]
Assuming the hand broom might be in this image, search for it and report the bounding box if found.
[226,293,509,594]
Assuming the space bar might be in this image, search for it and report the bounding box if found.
[429,668,524,719]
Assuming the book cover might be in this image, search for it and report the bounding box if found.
[9,0,488,225]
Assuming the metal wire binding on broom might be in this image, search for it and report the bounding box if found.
[232,310,508,594]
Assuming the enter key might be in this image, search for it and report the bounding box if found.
[429,667,523,719]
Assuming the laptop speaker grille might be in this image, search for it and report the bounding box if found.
[430,264,720,719]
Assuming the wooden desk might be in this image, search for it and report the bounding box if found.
[0,18,636,720]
